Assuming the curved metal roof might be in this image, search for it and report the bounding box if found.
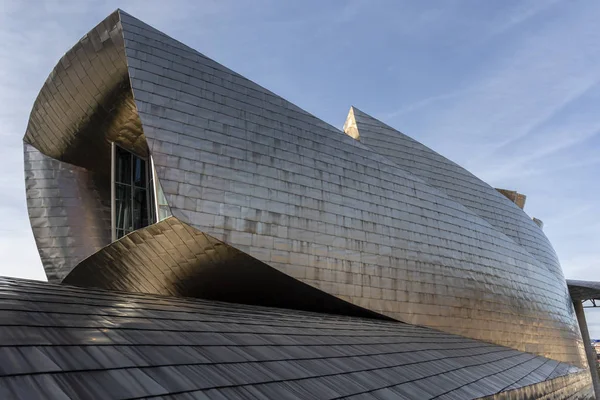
[0,276,592,400]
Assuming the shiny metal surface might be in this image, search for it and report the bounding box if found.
[0,276,593,400]
[23,11,149,281]
[344,107,565,281]
[23,9,588,383]
[24,143,111,282]
[495,188,527,210]
[23,11,148,165]
[480,370,593,400]
[568,280,600,302]
[64,217,387,319]
[118,11,585,366]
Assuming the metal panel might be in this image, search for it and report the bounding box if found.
[118,11,586,365]
[22,10,149,281]
[24,143,111,282]
[21,8,589,376]
[63,217,386,319]
[344,107,565,281]
[0,276,593,399]
[567,280,600,302]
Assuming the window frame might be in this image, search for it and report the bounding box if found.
[111,142,154,241]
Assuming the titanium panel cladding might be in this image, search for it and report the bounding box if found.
[344,107,564,280]
[23,9,588,372]
[63,217,387,319]
[121,11,585,366]
[24,143,111,282]
[0,276,592,399]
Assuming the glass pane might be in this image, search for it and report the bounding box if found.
[133,155,146,188]
[133,188,148,230]
[148,178,156,225]
[154,177,172,222]
[156,180,169,206]
[158,206,171,222]
[115,184,132,234]
[116,147,131,184]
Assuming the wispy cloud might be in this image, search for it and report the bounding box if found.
[485,0,564,38]
[366,1,600,286]
[380,89,471,120]
[380,1,567,130]
[401,3,600,174]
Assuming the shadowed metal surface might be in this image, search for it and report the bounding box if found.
[480,372,593,400]
[22,8,589,378]
[23,12,148,281]
[64,217,388,319]
[23,11,148,165]
[0,276,593,400]
[568,280,600,302]
[24,143,111,282]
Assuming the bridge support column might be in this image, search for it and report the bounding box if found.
[574,300,600,398]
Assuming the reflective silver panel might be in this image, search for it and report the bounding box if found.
[344,107,565,281]
[478,369,593,400]
[0,276,593,400]
[63,217,386,319]
[24,143,111,282]
[118,11,586,366]
[22,10,590,387]
[23,11,149,281]
[23,11,148,165]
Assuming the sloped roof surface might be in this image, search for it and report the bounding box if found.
[0,276,590,400]
[567,280,600,302]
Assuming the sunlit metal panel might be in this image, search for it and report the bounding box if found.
[21,10,590,385]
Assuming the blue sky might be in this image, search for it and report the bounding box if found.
[1,1,599,333]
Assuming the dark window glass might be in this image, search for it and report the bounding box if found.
[133,188,148,230]
[115,184,132,237]
[133,156,146,188]
[113,146,153,239]
[116,147,131,184]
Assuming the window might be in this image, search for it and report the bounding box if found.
[111,143,172,241]
[112,145,152,240]
[153,176,171,222]
[149,156,172,223]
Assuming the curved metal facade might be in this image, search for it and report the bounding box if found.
[24,143,111,282]
[63,217,388,319]
[23,8,587,380]
[344,107,564,280]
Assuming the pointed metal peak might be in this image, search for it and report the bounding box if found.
[343,106,360,141]
[116,8,132,17]
[349,106,376,118]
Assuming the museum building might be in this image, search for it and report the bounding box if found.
[2,9,600,399]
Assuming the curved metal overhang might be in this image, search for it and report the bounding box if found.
[64,217,390,319]
[568,280,600,303]
[23,10,147,171]
[23,10,151,281]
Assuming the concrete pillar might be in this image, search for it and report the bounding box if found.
[574,300,600,398]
